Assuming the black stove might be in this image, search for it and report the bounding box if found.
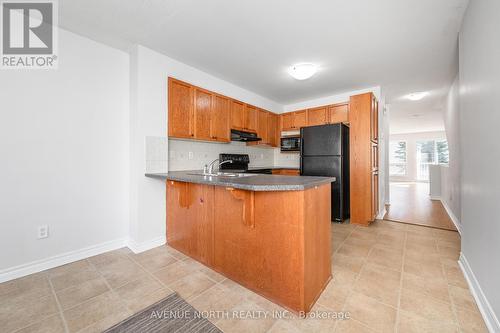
[219,154,272,174]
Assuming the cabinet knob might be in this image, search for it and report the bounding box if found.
[200,198,204,204]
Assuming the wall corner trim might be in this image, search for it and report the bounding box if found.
[440,199,462,235]
[0,238,128,283]
[376,207,387,220]
[127,235,166,254]
[459,253,500,333]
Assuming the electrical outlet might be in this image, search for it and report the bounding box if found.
[188,152,194,160]
[37,225,49,239]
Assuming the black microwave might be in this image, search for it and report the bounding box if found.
[280,136,300,152]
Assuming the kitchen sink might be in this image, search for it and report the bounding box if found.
[188,172,257,178]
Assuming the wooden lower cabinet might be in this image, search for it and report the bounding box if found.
[166,181,332,313]
[272,169,300,176]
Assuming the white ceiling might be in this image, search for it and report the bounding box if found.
[58,0,468,129]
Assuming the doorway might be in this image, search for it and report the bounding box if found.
[384,132,457,231]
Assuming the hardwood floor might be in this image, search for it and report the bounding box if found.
[384,182,457,231]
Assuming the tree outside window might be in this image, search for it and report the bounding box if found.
[389,141,407,176]
[417,140,449,181]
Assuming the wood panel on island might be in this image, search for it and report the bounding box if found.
[166,180,332,313]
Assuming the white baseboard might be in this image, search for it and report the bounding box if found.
[459,253,500,333]
[0,238,128,283]
[440,199,462,235]
[430,195,442,201]
[127,235,166,254]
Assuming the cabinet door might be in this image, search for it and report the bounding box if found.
[293,110,308,129]
[166,181,214,265]
[281,113,294,131]
[267,113,278,147]
[245,105,258,132]
[257,109,268,143]
[307,107,328,126]
[194,88,213,140]
[231,100,245,129]
[168,78,193,138]
[371,97,379,143]
[329,103,349,124]
[211,95,231,142]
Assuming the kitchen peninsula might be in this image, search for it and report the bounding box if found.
[146,171,335,313]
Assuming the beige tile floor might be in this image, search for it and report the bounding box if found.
[0,220,488,333]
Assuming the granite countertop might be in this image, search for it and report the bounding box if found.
[145,170,334,191]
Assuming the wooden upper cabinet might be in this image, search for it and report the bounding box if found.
[245,105,258,132]
[168,77,279,145]
[193,88,213,141]
[329,103,349,124]
[212,95,231,142]
[256,109,268,143]
[231,100,245,130]
[307,107,328,126]
[293,110,308,129]
[281,110,307,130]
[281,113,294,131]
[267,113,278,147]
[168,78,193,138]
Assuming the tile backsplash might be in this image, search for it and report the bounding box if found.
[274,149,300,168]
[168,139,275,171]
[145,136,168,173]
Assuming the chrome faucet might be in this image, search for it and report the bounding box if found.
[205,159,233,175]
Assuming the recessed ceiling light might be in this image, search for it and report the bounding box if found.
[288,63,318,80]
[407,92,428,101]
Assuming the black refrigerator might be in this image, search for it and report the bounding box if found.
[300,124,350,222]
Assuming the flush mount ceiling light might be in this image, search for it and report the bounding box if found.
[407,92,429,101]
[288,63,318,80]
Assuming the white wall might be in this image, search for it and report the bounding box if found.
[459,0,500,330]
[441,77,461,228]
[389,131,447,182]
[283,86,382,112]
[0,29,130,276]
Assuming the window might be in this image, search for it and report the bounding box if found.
[436,140,449,164]
[389,141,407,176]
[417,140,449,181]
